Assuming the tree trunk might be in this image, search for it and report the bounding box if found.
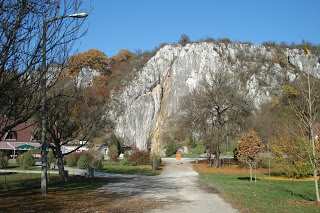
[306,67,320,203]
[214,150,221,168]
[40,21,48,197]
[313,167,320,202]
[41,144,48,196]
[208,148,214,167]
[254,165,257,183]
[57,149,68,182]
[87,167,94,178]
[249,165,253,182]
[152,156,160,172]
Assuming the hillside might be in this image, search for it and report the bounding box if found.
[110,41,320,153]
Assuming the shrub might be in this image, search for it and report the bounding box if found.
[257,153,273,169]
[108,143,119,161]
[179,34,190,46]
[77,153,91,169]
[0,152,8,169]
[186,136,196,149]
[127,149,150,165]
[190,143,205,155]
[91,159,103,170]
[151,155,161,171]
[47,150,56,168]
[217,38,232,45]
[233,148,239,161]
[165,142,177,157]
[17,155,23,167]
[272,160,312,178]
[89,151,104,170]
[18,151,35,169]
[65,153,80,167]
[271,134,313,178]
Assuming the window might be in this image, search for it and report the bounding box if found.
[5,131,17,140]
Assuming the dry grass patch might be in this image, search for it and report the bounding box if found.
[0,175,162,212]
[193,162,268,175]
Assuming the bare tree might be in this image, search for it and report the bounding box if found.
[37,76,109,181]
[182,68,253,167]
[0,0,87,137]
[286,49,320,202]
[1,0,88,196]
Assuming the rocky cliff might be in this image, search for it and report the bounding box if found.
[110,42,320,154]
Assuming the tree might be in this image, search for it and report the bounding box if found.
[285,49,320,202]
[182,68,252,167]
[178,34,190,46]
[0,151,8,169]
[270,131,312,178]
[1,0,87,195]
[40,81,107,181]
[237,130,264,182]
[160,116,191,156]
[0,0,87,138]
[67,49,110,76]
[47,150,56,169]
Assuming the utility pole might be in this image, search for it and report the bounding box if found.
[40,20,48,196]
[40,12,88,196]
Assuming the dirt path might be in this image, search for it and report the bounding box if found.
[97,158,237,213]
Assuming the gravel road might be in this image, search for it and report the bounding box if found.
[97,158,238,213]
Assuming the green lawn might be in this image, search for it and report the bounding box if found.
[0,172,61,191]
[0,173,115,212]
[182,153,202,158]
[99,161,159,176]
[6,159,41,170]
[199,173,320,213]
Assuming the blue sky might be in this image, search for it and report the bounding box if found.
[75,0,320,56]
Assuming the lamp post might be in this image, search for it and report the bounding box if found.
[40,12,88,196]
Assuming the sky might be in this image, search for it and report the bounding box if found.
[75,0,320,56]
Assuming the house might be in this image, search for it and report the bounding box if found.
[0,122,40,158]
[61,140,89,155]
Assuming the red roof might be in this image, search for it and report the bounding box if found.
[1,121,38,142]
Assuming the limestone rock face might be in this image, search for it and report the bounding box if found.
[111,42,319,152]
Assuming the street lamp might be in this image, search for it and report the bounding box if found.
[40,12,88,196]
[68,12,88,19]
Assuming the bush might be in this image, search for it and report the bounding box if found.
[271,135,313,178]
[65,153,80,167]
[186,136,196,149]
[165,142,177,157]
[18,151,35,169]
[179,34,190,46]
[77,153,91,169]
[272,161,312,178]
[151,155,161,171]
[47,150,56,168]
[108,143,119,161]
[0,152,8,169]
[90,157,103,170]
[217,38,232,45]
[258,153,273,169]
[127,149,150,165]
[87,150,104,170]
[190,143,205,155]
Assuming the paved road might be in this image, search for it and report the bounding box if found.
[97,158,238,213]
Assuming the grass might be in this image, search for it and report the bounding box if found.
[99,160,160,176]
[195,164,320,213]
[6,159,41,170]
[0,172,41,191]
[182,153,202,158]
[0,171,159,212]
